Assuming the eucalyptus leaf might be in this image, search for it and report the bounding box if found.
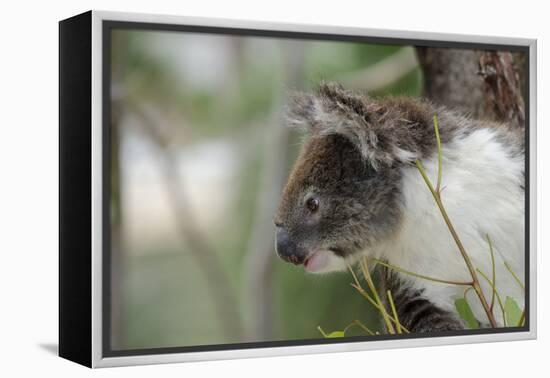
[326,331,345,338]
[504,297,523,326]
[455,298,479,329]
[318,326,346,338]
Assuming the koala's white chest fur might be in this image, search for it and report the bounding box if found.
[371,127,525,326]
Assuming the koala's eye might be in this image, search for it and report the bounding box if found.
[306,197,320,213]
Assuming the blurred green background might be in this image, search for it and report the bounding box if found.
[109,28,423,350]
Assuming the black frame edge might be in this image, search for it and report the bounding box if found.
[59,10,93,368]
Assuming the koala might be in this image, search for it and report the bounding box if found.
[274,83,525,332]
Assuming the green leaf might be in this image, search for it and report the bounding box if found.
[317,326,345,338]
[326,331,345,338]
[505,297,522,326]
[455,298,479,329]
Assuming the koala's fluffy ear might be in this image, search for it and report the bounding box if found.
[287,82,409,169]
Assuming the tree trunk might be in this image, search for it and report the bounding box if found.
[416,47,526,128]
[478,51,525,129]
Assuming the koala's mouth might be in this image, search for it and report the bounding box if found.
[303,247,346,273]
[329,247,347,257]
[303,251,330,272]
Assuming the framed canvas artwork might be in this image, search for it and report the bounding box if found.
[59,10,537,368]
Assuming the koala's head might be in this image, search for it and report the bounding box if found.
[274,83,434,273]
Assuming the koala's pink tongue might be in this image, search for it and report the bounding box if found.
[304,251,329,273]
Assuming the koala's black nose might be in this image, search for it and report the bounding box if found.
[275,227,305,265]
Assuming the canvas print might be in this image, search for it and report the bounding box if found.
[107,27,527,352]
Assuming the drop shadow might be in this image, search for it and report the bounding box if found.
[38,343,59,356]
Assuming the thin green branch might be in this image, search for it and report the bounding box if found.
[486,235,497,312]
[386,290,402,334]
[433,114,442,193]
[518,310,526,327]
[503,261,525,290]
[360,258,395,334]
[347,263,362,288]
[343,322,357,334]
[463,286,474,300]
[348,260,410,333]
[414,115,498,328]
[416,160,437,194]
[373,259,472,286]
[353,320,375,336]
[317,326,328,338]
[350,283,379,310]
[418,159,497,326]
[350,283,409,333]
[347,263,381,316]
[476,268,506,326]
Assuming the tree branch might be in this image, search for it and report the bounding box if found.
[338,47,419,92]
[479,51,525,129]
[124,99,244,341]
[416,48,486,117]
[416,47,526,129]
[242,42,306,341]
